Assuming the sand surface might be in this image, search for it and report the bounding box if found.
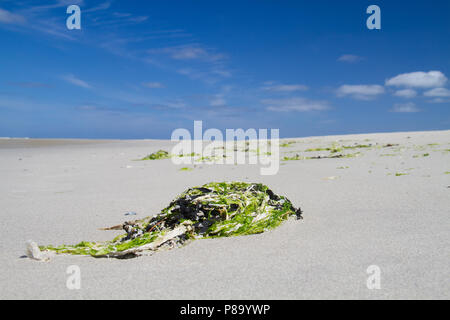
[0,131,449,299]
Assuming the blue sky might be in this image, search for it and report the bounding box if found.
[0,0,449,139]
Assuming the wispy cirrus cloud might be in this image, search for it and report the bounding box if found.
[428,98,449,104]
[21,0,84,14]
[7,81,51,88]
[143,99,187,110]
[148,44,226,62]
[337,54,363,63]
[0,2,79,40]
[4,0,145,41]
[62,74,91,89]
[142,82,165,89]
[336,84,385,100]
[210,94,226,107]
[0,8,26,24]
[76,104,101,111]
[112,12,132,18]
[210,68,231,77]
[262,97,329,112]
[146,43,231,84]
[3,3,227,90]
[262,83,309,92]
[84,2,111,13]
[386,71,447,88]
[177,67,229,84]
[90,15,149,28]
[390,102,420,113]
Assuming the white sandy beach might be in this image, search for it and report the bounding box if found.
[0,130,449,299]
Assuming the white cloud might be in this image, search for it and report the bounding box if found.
[128,16,148,23]
[386,71,447,88]
[166,100,186,109]
[113,12,132,18]
[210,97,226,107]
[25,0,84,14]
[142,82,165,88]
[7,82,50,88]
[62,74,91,89]
[149,45,226,62]
[85,2,111,13]
[337,54,363,63]
[336,84,385,100]
[262,98,329,112]
[77,104,99,111]
[393,89,417,98]
[390,102,420,113]
[172,47,206,60]
[428,98,450,104]
[0,8,25,24]
[211,69,231,77]
[263,84,309,92]
[423,87,450,97]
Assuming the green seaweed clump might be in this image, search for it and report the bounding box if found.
[280,141,296,147]
[343,144,372,150]
[142,150,171,160]
[304,147,335,152]
[283,154,305,161]
[413,153,430,158]
[40,182,302,259]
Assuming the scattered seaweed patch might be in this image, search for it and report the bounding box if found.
[343,144,372,150]
[283,154,305,161]
[305,143,371,154]
[413,153,430,158]
[38,182,302,259]
[337,152,361,158]
[282,152,360,161]
[280,141,296,147]
[142,150,171,160]
[308,152,361,159]
[178,152,198,158]
[304,147,334,152]
[142,151,199,161]
[383,143,399,148]
[395,172,409,177]
[196,155,225,163]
